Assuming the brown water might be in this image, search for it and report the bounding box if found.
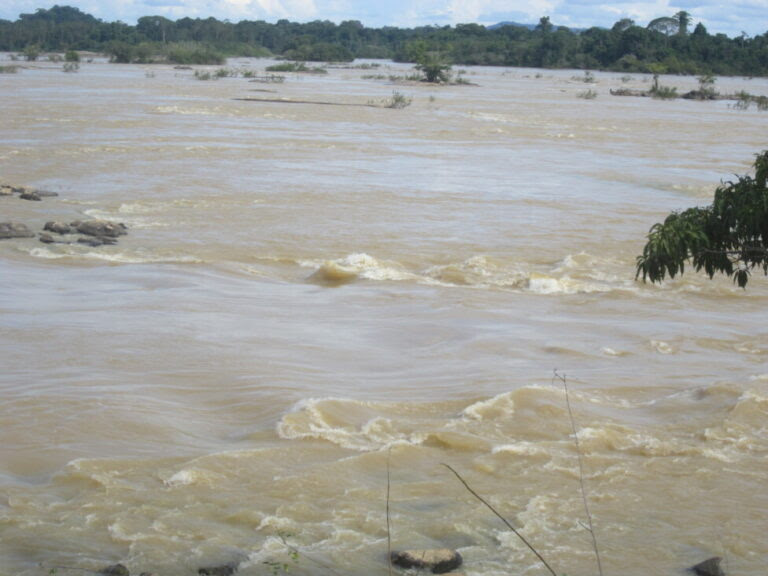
[1,57,767,576]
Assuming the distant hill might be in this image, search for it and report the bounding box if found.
[487,21,536,30]
[487,21,589,33]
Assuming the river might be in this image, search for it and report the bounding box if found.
[1,56,767,576]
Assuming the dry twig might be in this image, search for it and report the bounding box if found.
[441,463,558,576]
[553,370,604,576]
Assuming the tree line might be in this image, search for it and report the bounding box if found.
[1,5,767,75]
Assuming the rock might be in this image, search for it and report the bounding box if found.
[39,232,56,244]
[0,222,36,239]
[19,191,42,201]
[0,185,14,196]
[33,189,59,197]
[77,236,109,247]
[690,557,725,576]
[391,549,463,574]
[198,563,238,576]
[76,220,128,238]
[44,221,73,234]
[101,564,130,576]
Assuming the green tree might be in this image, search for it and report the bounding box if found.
[674,11,691,36]
[415,51,451,82]
[23,43,40,60]
[637,151,768,288]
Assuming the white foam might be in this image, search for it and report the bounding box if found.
[163,470,197,487]
[651,340,675,354]
[462,392,515,421]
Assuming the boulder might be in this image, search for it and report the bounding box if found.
[19,191,42,201]
[391,549,463,574]
[39,232,56,244]
[691,557,725,576]
[0,185,13,196]
[76,220,128,238]
[44,221,73,234]
[0,222,36,239]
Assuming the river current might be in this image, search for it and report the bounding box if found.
[1,57,767,576]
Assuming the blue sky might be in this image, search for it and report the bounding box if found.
[2,0,766,38]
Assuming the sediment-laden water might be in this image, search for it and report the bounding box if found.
[1,56,767,576]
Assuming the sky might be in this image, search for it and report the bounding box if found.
[1,0,766,38]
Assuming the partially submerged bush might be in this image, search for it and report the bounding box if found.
[23,44,40,61]
[386,90,411,109]
[265,61,326,74]
[578,89,598,99]
[734,91,768,111]
[651,84,678,99]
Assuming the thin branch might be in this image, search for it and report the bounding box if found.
[441,463,558,576]
[274,532,345,576]
[553,370,604,576]
[387,448,393,576]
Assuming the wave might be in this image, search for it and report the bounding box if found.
[301,252,639,295]
[276,383,768,463]
[303,253,418,286]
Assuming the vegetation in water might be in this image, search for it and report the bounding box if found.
[385,90,412,108]
[637,150,768,288]
[1,6,767,76]
[413,50,452,83]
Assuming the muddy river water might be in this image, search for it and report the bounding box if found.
[1,57,767,576]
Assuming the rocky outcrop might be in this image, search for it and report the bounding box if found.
[391,549,463,574]
[0,222,36,239]
[1,182,129,247]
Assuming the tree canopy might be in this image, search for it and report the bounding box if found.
[637,151,768,288]
[0,5,767,75]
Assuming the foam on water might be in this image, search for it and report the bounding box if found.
[27,246,202,264]
[301,251,641,295]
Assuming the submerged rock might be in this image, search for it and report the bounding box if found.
[690,557,725,576]
[33,189,59,197]
[391,549,463,574]
[77,236,117,247]
[0,222,36,239]
[101,564,130,576]
[198,563,238,576]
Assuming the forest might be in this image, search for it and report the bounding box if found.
[1,5,767,76]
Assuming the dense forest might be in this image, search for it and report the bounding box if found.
[1,5,767,76]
